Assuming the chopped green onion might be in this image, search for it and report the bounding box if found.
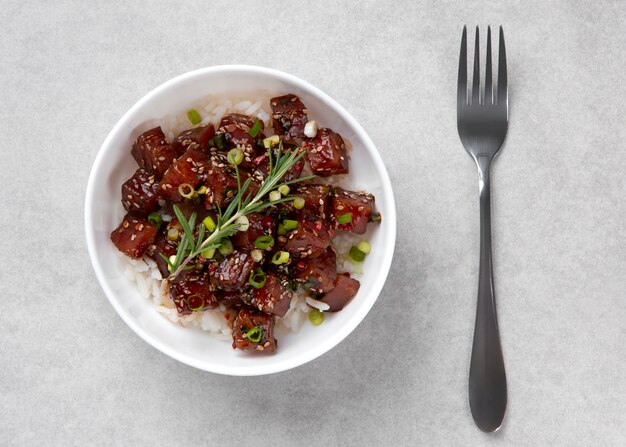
[227,148,244,166]
[263,135,280,148]
[201,247,216,259]
[293,197,305,209]
[269,190,281,202]
[277,224,286,235]
[337,213,353,224]
[248,268,267,289]
[254,235,274,250]
[189,296,205,311]
[370,212,382,223]
[349,246,366,262]
[167,228,179,241]
[168,255,177,267]
[197,185,207,195]
[236,215,250,231]
[271,251,290,265]
[203,216,216,233]
[278,185,290,196]
[178,183,194,199]
[283,219,298,231]
[250,249,263,262]
[308,309,324,326]
[248,119,262,137]
[357,240,371,254]
[245,326,263,343]
[212,134,226,150]
[219,239,234,256]
[147,212,162,229]
[187,108,202,125]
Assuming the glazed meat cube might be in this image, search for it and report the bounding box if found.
[121,168,159,217]
[203,154,239,209]
[158,146,210,202]
[281,184,331,220]
[281,156,305,183]
[217,113,264,157]
[231,213,274,251]
[110,215,158,259]
[283,215,332,259]
[212,250,255,291]
[250,274,292,317]
[321,274,360,312]
[172,124,215,156]
[253,146,305,184]
[232,307,277,352]
[330,187,375,234]
[168,270,218,315]
[131,127,177,179]
[270,94,308,141]
[293,247,337,294]
[215,290,249,308]
[147,232,177,278]
[302,128,349,176]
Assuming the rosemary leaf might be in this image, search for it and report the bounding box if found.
[167,145,313,280]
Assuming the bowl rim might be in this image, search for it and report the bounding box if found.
[85,65,396,375]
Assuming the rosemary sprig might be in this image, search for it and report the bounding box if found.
[165,144,314,280]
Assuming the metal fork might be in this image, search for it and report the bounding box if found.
[457,25,508,432]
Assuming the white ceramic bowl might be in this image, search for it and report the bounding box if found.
[85,65,396,375]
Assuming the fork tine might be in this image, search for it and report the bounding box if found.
[485,26,493,105]
[471,26,480,106]
[497,26,507,107]
[457,26,468,107]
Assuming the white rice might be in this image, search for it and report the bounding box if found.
[120,95,368,339]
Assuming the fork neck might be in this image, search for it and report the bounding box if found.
[476,155,491,196]
[476,154,492,252]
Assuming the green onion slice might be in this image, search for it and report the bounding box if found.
[269,190,281,202]
[147,212,162,229]
[293,197,305,209]
[263,135,280,149]
[349,246,366,262]
[337,213,353,224]
[308,309,324,326]
[370,212,382,223]
[201,247,215,259]
[218,239,234,256]
[178,183,194,199]
[236,215,249,231]
[357,240,371,254]
[188,296,205,311]
[248,268,267,289]
[227,148,243,166]
[187,108,202,125]
[277,223,286,236]
[254,235,274,250]
[209,134,226,150]
[203,216,216,233]
[250,249,263,262]
[271,251,290,265]
[245,326,263,343]
[248,119,262,137]
[283,219,298,231]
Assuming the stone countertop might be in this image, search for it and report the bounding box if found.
[1,1,624,445]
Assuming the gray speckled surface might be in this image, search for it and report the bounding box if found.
[1,0,625,445]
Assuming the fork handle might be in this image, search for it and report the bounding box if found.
[469,155,507,432]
